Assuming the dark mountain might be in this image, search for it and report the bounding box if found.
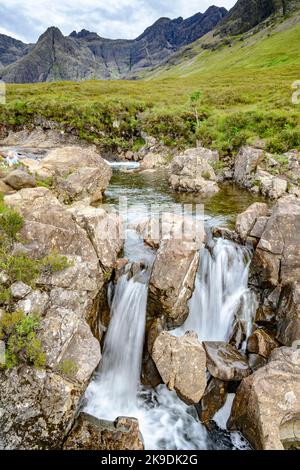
[0,34,30,68]
[0,6,227,83]
[218,0,298,36]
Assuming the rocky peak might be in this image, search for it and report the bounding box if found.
[70,29,101,41]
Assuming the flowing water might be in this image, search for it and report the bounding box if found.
[84,164,263,450]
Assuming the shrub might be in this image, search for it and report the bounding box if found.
[39,250,72,274]
[0,310,46,369]
[57,359,78,377]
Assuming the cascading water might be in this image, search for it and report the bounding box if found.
[84,163,259,450]
[176,238,257,343]
[85,269,149,419]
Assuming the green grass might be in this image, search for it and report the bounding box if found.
[0,13,299,155]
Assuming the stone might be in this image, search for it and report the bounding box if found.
[10,281,32,300]
[63,413,144,450]
[234,146,264,187]
[249,216,269,239]
[203,342,251,381]
[228,347,300,450]
[0,180,15,195]
[235,202,268,241]
[251,196,300,287]
[140,152,168,170]
[152,331,207,404]
[3,169,36,190]
[137,212,204,250]
[198,378,228,425]
[269,177,288,199]
[277,283,300,346]
[17,290,49,316]
[248,353,268,372]
[169,148,220,195]
[148,234,203,328]
[68,204,123,273]
[55,167,110,204]
[247,328,279,358]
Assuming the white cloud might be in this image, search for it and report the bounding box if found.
[0,0,236,42]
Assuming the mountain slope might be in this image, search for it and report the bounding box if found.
[0,34,30,68]
[0,6,227,83]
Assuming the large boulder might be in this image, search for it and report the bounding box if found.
[251,196,300,288]
[148,226,203,327]
[140,152,169,170]
[234,146,264,187]
[247,328,280,359]
[235,202,268,241]
[228,347,300,450]
[203,342,251,381]
[4,169,36,190]
[63,413,144,450]
[198,378,228,425]
[276,283,300,347]
[169,147,219,195]
[31,146,112,204]
[152,331,207,404]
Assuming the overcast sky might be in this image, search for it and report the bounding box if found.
[0,0,236,43]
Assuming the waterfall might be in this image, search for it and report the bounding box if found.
[84,237,255,450]
[176,238,257,343]
[85,270,149,419]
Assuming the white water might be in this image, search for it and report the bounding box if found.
[84,234,255,450]
[176,238,257,343]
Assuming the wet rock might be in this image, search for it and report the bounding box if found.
[169,147,219,195]
[228,347,300,450]
[235,202,268,241]
[10,281,32,300]
[4,169,36,190]
[234,146,264,187]
[198,378,228,425]
[63,413,144,450]
[248,353,268,372]
[247,328,280,358]
[203,342,251,381]
[277,283,300,346]
[152,331,207,404]
[148,233,203,327]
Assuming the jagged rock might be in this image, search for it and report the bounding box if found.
[10,281,32,300]
[235,202,268,241]
[247,328,280,358]
[148,224,203,327]
[198,378,228,425]
[68,204,123,273]
[34,146,112,204]
[248,353,268,372]
[169,147,220,195]
[251,196,300,288]
[203,342,251,381]
[228,346,300,450]
[63,413,144,450]
[234,146,264,187]
[277,283,300,346]
[152,331,207,404]
[3,169,36,190]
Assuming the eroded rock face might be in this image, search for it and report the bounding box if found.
[247,328,279,358]
[234,146,264,188]
[203,342,251,381]
[235,202,269,241]
[148,236,202,328]
[228,347,300,450]
[169,147,219,195]
[63,413,144,450]
[198,378,228,425]
[0,187,123,449]
[277,283,300,347]
[152,331,207,404]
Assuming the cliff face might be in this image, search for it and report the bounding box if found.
[0,6,227,83]
[0,34,30,68]
[218,0,298,36]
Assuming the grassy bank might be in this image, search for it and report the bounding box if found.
[0,15,300,157]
